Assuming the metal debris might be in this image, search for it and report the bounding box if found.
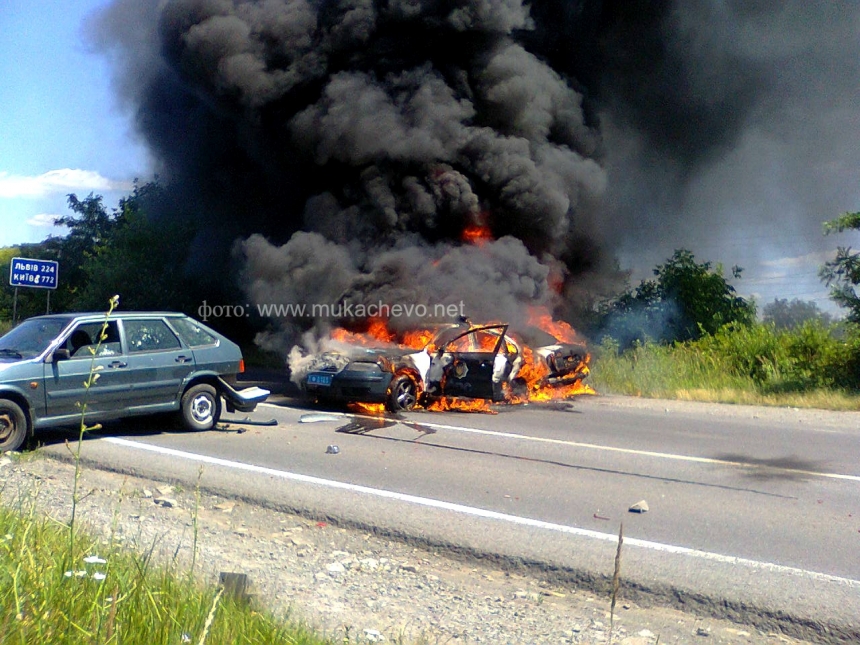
[629,500,649,513]
[300,413,342,423]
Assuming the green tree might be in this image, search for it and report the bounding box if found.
[762,298,834,330]
[70,181,201,312]
[600,249,755,346]
[821,211,860,322]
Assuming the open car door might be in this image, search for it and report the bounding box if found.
[434,324,509,401]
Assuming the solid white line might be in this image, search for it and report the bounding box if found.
[103,436,860,588]
[261,403,860,483]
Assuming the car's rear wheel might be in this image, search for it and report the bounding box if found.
[0,399,28,452]
[180,384,222,431]
[386,374,419,412]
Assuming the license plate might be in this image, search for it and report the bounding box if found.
[307,373,333,386]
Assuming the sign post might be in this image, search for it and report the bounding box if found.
[8,257,59,324]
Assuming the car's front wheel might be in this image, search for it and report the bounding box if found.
[0,399,28,452]
[180,384,222,431]
[386,374,419,412]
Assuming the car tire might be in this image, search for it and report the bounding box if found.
[180,384,222,431]
[386,374,419,412]
[0,399,28,452]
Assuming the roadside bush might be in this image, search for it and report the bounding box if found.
[695,323,790,386]
[591,320,860,403]
[696,321,851,392]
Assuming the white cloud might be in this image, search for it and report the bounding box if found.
[0,169,133,198]
[760,250,834,270]
[26,213,64,227]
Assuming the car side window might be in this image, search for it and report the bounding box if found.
[67,321,122,358]
[168,317,218,347]
[124,319,182,353]
[445,329,504,353]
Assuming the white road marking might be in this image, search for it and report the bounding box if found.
[104,436,860,589]
[259,403,860,483]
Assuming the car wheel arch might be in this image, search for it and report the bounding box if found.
[386,370,422,412]
[0,390,33,426]
[0,395,32,452]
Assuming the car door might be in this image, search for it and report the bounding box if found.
[120,317,195,411]
[43,320,130,422]
[436,324,508,400]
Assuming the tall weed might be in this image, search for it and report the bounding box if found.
[591,321,860,407]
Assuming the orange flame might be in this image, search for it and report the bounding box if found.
[348,402,386,415]
[401,328,435,350]
[427,397,496,413]
[527,306,581,344]
[461,224,493,247]
[331,316,397,346]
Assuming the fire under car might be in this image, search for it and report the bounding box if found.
[299,322,590,412]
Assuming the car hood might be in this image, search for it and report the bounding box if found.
[304,346,424,376]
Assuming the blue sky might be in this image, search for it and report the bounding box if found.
[0,0,149,248]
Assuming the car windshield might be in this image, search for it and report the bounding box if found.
[0,317,70,359]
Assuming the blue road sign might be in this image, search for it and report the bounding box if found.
[9,257,59,290]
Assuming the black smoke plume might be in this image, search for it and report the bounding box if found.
[89,1,860,346]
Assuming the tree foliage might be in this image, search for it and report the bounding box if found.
[599,249,755,346]
[821,211,860,323]
[762,298,834,330]
[69,181,201,312]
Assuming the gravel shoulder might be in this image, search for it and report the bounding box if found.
[0,436,814,645]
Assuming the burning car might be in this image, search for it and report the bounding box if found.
[299,320,590,412]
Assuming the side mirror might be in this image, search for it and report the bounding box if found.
[52,348,71,362]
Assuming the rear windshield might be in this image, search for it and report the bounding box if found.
[169,317,219,347]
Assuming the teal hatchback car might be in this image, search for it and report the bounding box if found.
[0,312,269,452]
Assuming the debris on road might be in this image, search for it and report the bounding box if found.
[326,445,340,455]
[629,500,649,513]
[300,413,342,423]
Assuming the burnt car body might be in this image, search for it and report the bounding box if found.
[0,312,270,452]
[301,322,589,411]
[515,326,590,387]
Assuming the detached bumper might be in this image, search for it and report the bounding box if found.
[217,377,270,413]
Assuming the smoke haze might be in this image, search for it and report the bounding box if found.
[89,0,860,340]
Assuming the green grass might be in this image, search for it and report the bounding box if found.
[0,495,330,645]
[0,319,11,337]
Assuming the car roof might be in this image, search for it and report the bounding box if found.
[26,312,190,322]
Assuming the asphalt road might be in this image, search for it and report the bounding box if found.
[36,395,860,642]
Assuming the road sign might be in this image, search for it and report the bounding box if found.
[9,257,59,290]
